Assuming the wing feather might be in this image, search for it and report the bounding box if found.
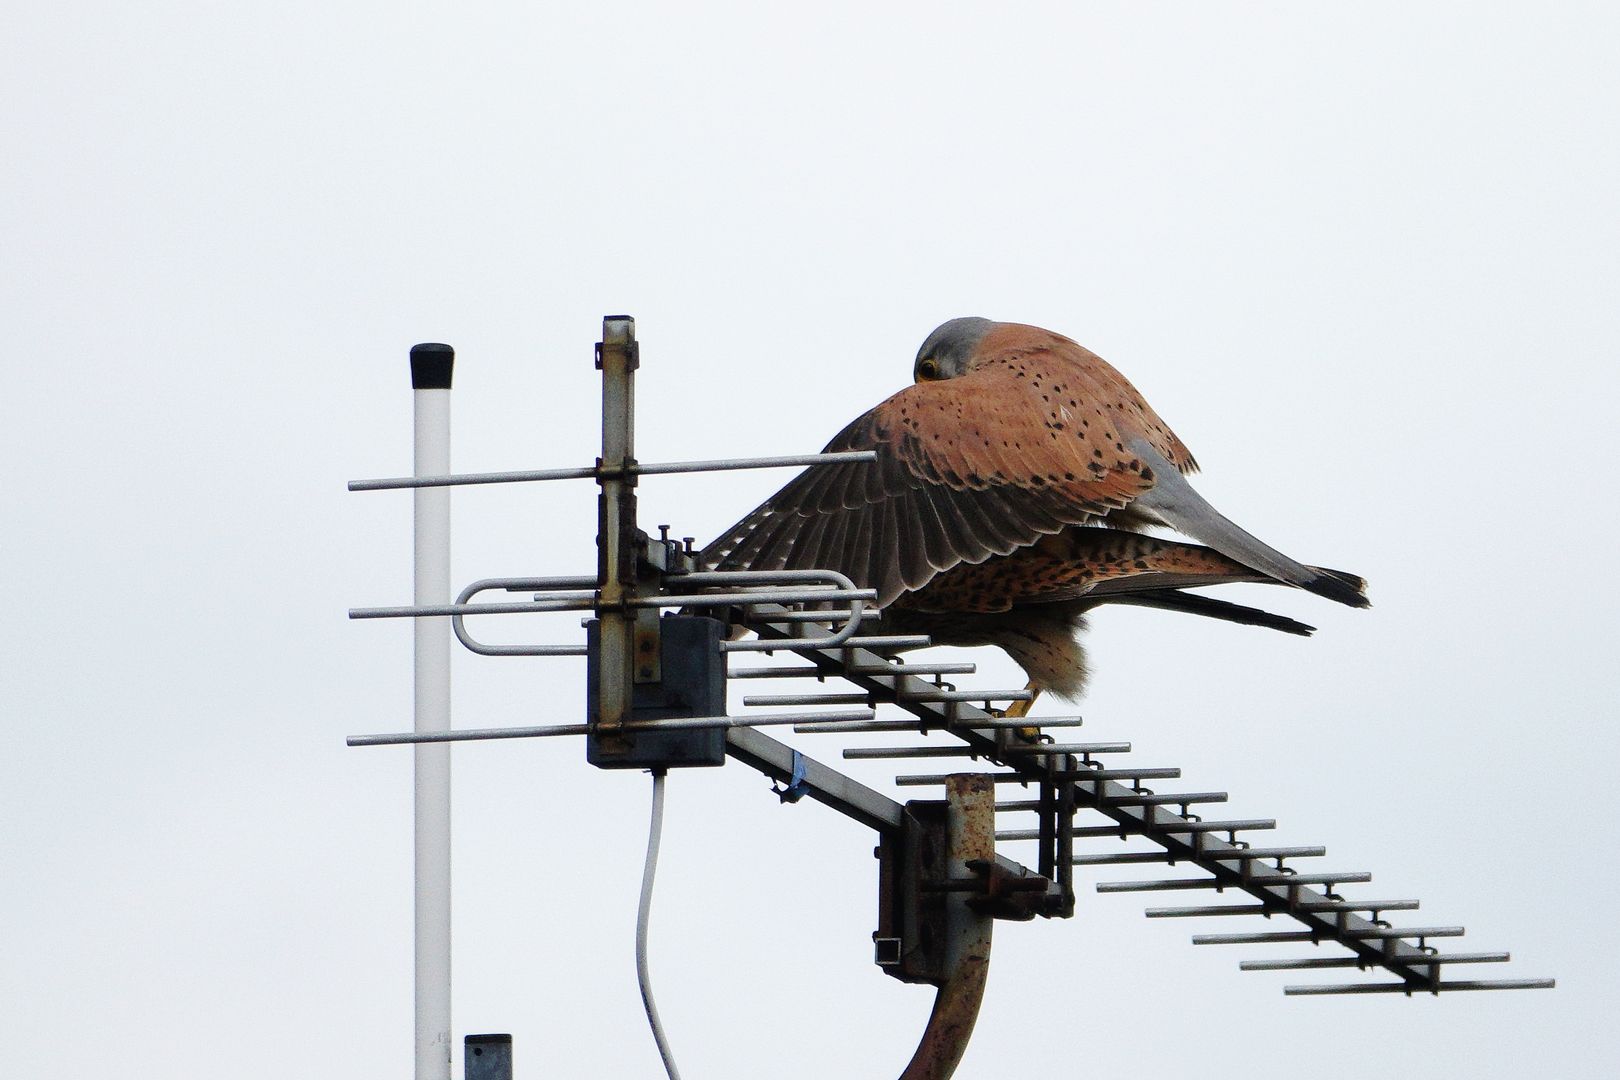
[892,528,1297,614]
[702,351,1181,604]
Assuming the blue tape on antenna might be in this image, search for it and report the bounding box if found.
[774,750,810,804]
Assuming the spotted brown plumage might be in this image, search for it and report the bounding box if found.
[703,317,1367,701]
[879,527,1359,698]
[890,528,1291,615]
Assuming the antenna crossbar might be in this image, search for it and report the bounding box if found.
[726,602,1553,994]
[348,450,880,491]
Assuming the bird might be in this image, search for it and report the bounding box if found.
[702,317,1366,711]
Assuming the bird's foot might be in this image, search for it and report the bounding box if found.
[1001,685,1041,741]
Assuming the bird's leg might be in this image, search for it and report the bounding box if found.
[1000,682,1042,740]
[1000,684,1040,720]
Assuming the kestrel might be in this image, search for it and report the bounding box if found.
[703,317,1366,703]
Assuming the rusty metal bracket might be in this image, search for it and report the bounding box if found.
[963,858,1047,921]
[593,317,639,735]
[897,774,997,1080]
[871,775,1016,1078]
[633,608,663,684]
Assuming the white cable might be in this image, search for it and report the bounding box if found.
[637,769,682,1080]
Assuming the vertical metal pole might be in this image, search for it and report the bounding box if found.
[596,317,638,733]
[411,343,454,1080]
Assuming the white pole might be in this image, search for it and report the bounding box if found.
[411,343,454,1080]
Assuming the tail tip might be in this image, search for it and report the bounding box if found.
[1310,569,1370,609]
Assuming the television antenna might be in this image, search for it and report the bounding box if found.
[347,317,1552,1080]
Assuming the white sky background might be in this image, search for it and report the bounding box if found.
[4,2,1617,1076]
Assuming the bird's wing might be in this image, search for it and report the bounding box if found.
[887,527,1361,617]
[702,364,1170,605]
[885,528,1259,613]
[982,328,1367,609]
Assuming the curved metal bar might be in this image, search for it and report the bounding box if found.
[675,568,875,652]
[452,577,594,657]
[899,775,995,1080]
[360,587,873,621]
[408,569,884,658]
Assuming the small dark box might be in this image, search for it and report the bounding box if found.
[465,1034,512,1080]
[585,615,728,769]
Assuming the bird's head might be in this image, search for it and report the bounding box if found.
[913,316,995,383]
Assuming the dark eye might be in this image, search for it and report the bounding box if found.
[917,358,940,380]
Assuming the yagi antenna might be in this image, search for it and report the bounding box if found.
[347,317,1552,1080]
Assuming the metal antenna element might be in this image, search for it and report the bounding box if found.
[347,316,1550,1080]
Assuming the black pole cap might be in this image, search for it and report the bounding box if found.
[410,343,455,389]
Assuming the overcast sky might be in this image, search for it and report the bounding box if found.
[5,3,1617,1078]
